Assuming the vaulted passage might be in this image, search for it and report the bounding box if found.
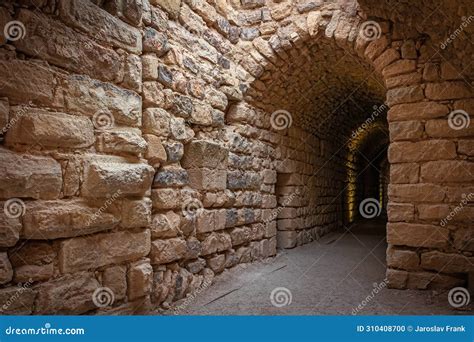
[0,0,472,315]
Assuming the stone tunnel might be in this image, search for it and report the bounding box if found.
[0,0,472,314]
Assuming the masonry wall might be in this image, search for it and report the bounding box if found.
[0,0,472,315]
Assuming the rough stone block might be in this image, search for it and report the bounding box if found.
[387,223,448,248]
[153,165,189,188]
[150,238,187,264]
[58,0,142,54]
[387,102,449,122]
[82,160,154,198]
[0,286,36,315]
[22,200,119,239]
[388,140,456,163]
[35,272,99,314]
[127,259,153,300]
[0,148,62,200]
[420,161,474,183]
[121,198,152,229]
[103,265,127,301]
[187,168,227,190]
[151,211,181,239]
[182,140,228,169]
[59,230,151,273]
[388,184,445,203]
[96,130,146,155]
[0,253,13,285]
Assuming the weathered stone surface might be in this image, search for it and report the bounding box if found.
[227,171,262,190]
[201,233,232,255]
[35,272,99,314]
[121,198,152,229]
[387,223,449,248]
[151,211,181,238]
[22,200,119,239]
[196,210,226,234]
[0,209,21,248]
[386,85,424,106]
[6,108,94,148]
[59,230,151,273]
[388,184,445,203]
[387,102,449,122]
[143,27,169,56]
[0,148,62,200]
[0,253,13,285]
[387,246,419,270]
[182,140,228,169]
[420,161,474,183]
[387,202,414,222]
[0,286,36,315]
[388,140,456,163]
[187,168,227,190]
[150,238,187,264]
[421,251,474,273]
[425,82,471,100]
[127,259,153,300]
[59,0,142,54]
[60,75,142,127]
[15,9,123,83]
[96,130,146,155]
[163,141,184,162]
[150,0,181,18]
[390,163,419,184]
[389,121,423,141]
[144,134,167,167]
[425,119,474,138]
[82,160,154,198]
[153,165,189,187]
[277,231,297,249]
[143,108,170,136]
[103,265,127,300]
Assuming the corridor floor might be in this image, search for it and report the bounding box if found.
[177,219,472,315]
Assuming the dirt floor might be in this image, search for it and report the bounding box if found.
[177,219,473,315]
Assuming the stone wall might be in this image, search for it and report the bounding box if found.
[0,0,472,314]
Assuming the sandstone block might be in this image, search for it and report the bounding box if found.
[386,246,419,270]
[0,208,21,248]
[60,74,142,127]
[390,163,419,184]
[0,286,36,315]
[82,160,154,198]
[143,27,169,56]
[144,134,167,167]
[201,233,231,255]
[386,85,424,106]
[143,108,170,137]
[388,140,456,163]
[59,230,151,273]
[425,119,474,138]
[182,140,228,169]
[153,165,189,188]
[15,9,122,83]
[425,82,471,100]
[35,272,99,314]
[0,148,62,199]
[387,223,448,248]
[58,0,142,54]
[389,121,423,141]
[421,251,474,273]
[151,211,181,239]
[121,198,152,229]
[187,169,227,190]
[420,161,474,183]
[150,238,187,264]
[387,102,449,122]
[0,253,13,285]
[96,130,146,155]
[22,200,119,239]
[387,202,414,222]
[127,260,153,300]
[103,265,127,301]
[277,231,297,249]
[388,184,445,203]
